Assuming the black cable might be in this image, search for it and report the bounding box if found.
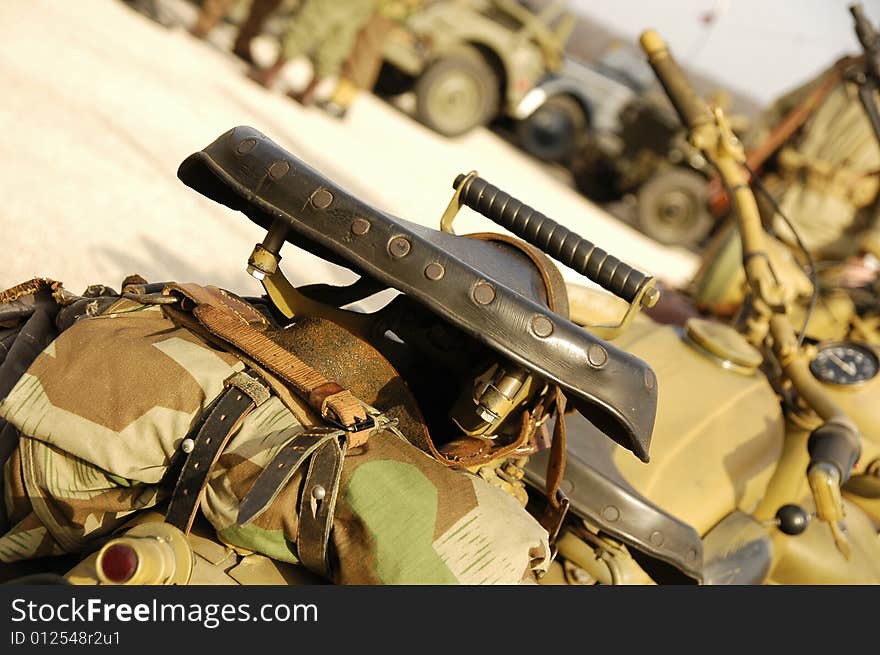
[743,162,818,347]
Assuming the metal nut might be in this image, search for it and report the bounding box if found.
[641,286,661,308]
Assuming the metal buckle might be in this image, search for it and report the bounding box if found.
[323,410,399,435]
[322,413,377,433]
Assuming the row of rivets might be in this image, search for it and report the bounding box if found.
[299,180,610,370]
[600,503,692,560]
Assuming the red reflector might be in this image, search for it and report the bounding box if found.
[100,544,138,583]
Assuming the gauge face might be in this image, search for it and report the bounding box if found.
[810,342,880,385]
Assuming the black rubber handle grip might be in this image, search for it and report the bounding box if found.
[639,30,713,133]
[454,174,652,303]
[808,418,861,484]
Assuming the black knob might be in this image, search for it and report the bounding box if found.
[776,504,810,535]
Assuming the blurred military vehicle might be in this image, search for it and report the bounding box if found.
[375,0,575,136]
[513,47,655,164]
[511,45,733,250]
[149,0,575,136]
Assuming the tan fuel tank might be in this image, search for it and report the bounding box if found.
[608,315,785,536]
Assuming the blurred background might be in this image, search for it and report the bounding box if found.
[2,0,879,300]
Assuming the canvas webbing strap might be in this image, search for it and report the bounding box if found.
[192,304,372,448]
[163,283,373,449]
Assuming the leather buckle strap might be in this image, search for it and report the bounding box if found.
[297,435,346,578]
[237,427,348,579]
[165,371,268,533]
[237,427,343,526]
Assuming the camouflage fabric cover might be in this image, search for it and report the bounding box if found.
[0,284,551,584]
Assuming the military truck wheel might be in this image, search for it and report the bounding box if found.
[517,95,586,162]
[414,48,500,137]
[636,168,714,248]
[570,149,622,203]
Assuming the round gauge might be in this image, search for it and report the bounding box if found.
[809,342,880,386]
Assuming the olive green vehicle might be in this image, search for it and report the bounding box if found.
[378,0,575,136]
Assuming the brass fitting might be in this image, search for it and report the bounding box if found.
[95,523,193,585]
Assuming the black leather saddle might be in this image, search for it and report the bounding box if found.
[177,126,658,461]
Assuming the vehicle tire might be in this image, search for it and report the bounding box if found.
[516,95,586,162]
[636,167,714,248]
[414,47,500,137]
[373,62,413,97]
[570,148,622,203]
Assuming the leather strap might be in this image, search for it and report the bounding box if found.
[0,278,69,305]
[236,427,347,579]
[539,388,570,546]
[466,234,571,542]
[0,421,19,534]
[237,427,343,525]
[297,435,346,578]
[165,371,269,533]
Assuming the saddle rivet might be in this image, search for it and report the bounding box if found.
[530,315,553,338]
[644,369,656,390]
[268,160,290,180]
[311,485,326,501]
[588,344,608,369]
[388,236,411,258]
[236,138,257,155]
[601,505,620,522]
[181,438,195,454]
[351,218,371,235]
[424,262,445,280]
[649,531,665,546]
[311,188,333,209]
[472,281,496,305]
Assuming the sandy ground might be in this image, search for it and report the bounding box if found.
[0,0,699,301]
